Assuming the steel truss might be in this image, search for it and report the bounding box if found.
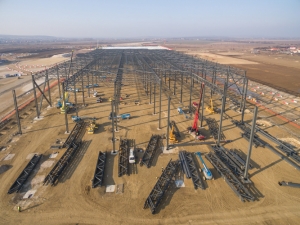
[144,159,179,214]
[211,145,245,177]
[92,151,106,188]
[140,135,161,168]
[179,151,205,190]
[7,154,42,194]
[205,118,225,141]
[63,121,86,148]
[43,141,81,186]
[118,138,130,177]
[205,152,254,202]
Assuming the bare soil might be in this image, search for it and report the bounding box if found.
[0,72,299,225]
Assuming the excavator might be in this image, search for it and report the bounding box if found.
[60,92,69,114]
[87,119,98,134]
[169,123,178,144]
[187,83,205,140]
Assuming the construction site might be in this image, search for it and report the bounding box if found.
[0,47,300,225]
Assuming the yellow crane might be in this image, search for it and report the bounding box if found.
[206,98,215,114]
[169,124,178,144]
[86,119,98,134]
[60,92,69,114]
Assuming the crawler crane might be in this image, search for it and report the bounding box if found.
[187,83,205,140]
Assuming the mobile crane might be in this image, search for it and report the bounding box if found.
[187,83,205,140]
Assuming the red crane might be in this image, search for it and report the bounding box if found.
[188,83,205,140]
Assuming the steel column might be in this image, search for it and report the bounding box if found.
[62,82,69,133]
[32,74,39,119]
[12,90,22,134]
[243,106,258,180]
[166,97,171,150]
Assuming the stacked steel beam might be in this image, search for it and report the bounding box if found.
[92,151,106,188]
[63,121,86,148]
[8,154,42,194]
[118,139,129,177]
[179,151,205,190]
[232,120,266,148]
[44,121,86,186]
[140,135,160,168]
[205,118,225,141]
[144,159,179,214]
[226,149,253,170]
[44,142,81,186]
[205,152,254,202]
[211,146,245,177]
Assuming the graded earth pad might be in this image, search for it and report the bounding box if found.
[0,68,299,225]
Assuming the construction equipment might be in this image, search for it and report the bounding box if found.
[96,97,103,103]
[169,123,178,144]
[206,98,216,114]
[60,92,69,114]
[71,115,81,122]
[195,152,213,180]
[187,83,205,140]
[86,119,98,134]
[177,107,189,119]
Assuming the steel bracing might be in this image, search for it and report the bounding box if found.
[7,154,42,194]
[118,138,130,177]
[144,159,179,214]
[140,135,160,168]
[205,152,254,202]
[92,151,106,188]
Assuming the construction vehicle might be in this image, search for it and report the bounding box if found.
[60,92,70,114]
[86,119,98,134]
[108,112,130,120]
[195,152,213,180]
[93,91,98,97]
[177,107,189,119]
[187,83,205,140]
[169,123,178,144]
[206,98,216,114]
[71,116,81,122]
[96,97,103,103]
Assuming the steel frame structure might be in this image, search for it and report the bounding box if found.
[140,135,161,168]
[118,138,129,177]
[7,154,42,194]
[144,159,179,214]
[92,151,106,188]
[205,152,254,202]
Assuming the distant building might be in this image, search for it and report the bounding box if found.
[251,49,260,54]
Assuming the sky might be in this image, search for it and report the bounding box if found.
[0,0,300,38]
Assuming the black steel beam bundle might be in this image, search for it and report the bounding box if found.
[118,138,129,177]
[205,118,225,141]
[92,151,106,188]
[140,135,160,168]
[232,120,266,148]
[205,152,254,202]
[226,149,253,170]
[43,142,81,186]
[63,121,86,148]
[7,154,42,194]
[278,181,300,188]
[211,146,245,177]
[179,151,205,190]
[144,159,179,214]
[179,151,191,178]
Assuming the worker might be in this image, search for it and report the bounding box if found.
[17,206,21,212]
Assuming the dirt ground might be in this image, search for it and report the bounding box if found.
[0,69,300,225]
[164,40,300,96]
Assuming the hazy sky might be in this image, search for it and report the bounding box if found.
[0,0,299,38]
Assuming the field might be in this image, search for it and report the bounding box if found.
[0,41,300,225]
